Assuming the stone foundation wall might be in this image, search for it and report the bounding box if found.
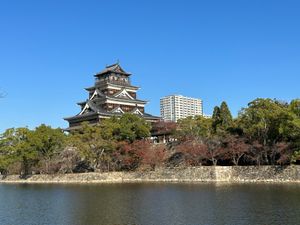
[1,166,300,184]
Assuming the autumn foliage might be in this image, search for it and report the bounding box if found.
[1,99,300,176]
[115,140,167,171]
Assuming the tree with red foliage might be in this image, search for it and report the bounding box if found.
[152,121,177,134]
[274,142,290,165]
[113,141,141,171]
[114,140,167,171]
[138,143,167,170]
[205,138,224,166]
[176,140,207,166]
[246,141,265,165]
[151,120,177,143]
[224,136,249,166]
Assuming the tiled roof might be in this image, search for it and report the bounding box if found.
[95,63,131,76]
[85,82,140,91]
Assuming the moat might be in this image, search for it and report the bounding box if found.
[0,183,299,225]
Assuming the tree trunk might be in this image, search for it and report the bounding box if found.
[21,156,29,178]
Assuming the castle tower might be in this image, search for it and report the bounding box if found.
[64,63,160,130]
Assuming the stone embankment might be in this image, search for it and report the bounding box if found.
[1,166,300,184]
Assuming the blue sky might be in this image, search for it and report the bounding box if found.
[0,0,300,132]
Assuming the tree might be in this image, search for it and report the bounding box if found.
[205,138,224,166]
[275,142,291,165]
[33,124,66,173]
[289,99,300,118]
[68,122,115,171]
[176,140,208,166]
[291,150,300,164]
[212,106,221,133]
[113,141,141,171]
[238,98,291,146]
[0,130,14,175]
[100,114,151,142]
[237,98,300,165]
[211,102,234,135]
[58,147,81,173]
[220,101,233,129]
[151,121,177,135]
[224,135,249,166]
[0,128,39,176]
[286,99,300,150]
[67,115,151,172]
[176,116,212,141]
[151,120,177,143]
[137,141,167,170]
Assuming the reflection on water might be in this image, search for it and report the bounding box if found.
[0,182,300,225]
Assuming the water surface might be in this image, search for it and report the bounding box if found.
[0,183,299,225]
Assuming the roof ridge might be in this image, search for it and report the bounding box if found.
[106,62,119,68]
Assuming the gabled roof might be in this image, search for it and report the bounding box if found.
[90,89,105,100]
[79,100,99,115]
[77,89,105,105]
[131,107,143,116]
[110,106,125,114]
[95,63,131,76]
[113,88,134,100]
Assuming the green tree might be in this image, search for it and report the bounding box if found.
[220,101,233,129]
[212,106,221,133]
[101,114,151,142]
[239,99,287,145]
[289,99,300,118]
[286,99,300,158]
[176,116,212,141]
[291,150,300,164]
[238,98,300,164]
[68,122,115,171]
[0,129,15,174]
[0,128,39,176]
[33,124,66,173]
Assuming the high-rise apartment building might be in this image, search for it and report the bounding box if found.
[160,95,203,122]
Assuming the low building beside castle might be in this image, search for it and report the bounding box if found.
[64,63,160,130]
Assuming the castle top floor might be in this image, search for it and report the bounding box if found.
[94,63,132,86]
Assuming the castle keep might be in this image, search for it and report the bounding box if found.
[64,63,160,130]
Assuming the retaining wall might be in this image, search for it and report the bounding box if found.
[1,166,299,184]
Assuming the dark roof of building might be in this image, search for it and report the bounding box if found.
[95,63,131,77]
[64,110,160,122]
[85,82,140,91]
[64,111,99,121]
[143,113,161,120]
[105,95,148,104]
[64,100,160,122]
[77,100,88,106]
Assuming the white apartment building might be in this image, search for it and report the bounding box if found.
[160,95,203,122]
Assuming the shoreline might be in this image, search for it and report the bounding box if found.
[1,166,300,184]
[1,179,300,185]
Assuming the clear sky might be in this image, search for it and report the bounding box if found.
[0,0,300,132]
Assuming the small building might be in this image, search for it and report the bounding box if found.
[64,63,160,130]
